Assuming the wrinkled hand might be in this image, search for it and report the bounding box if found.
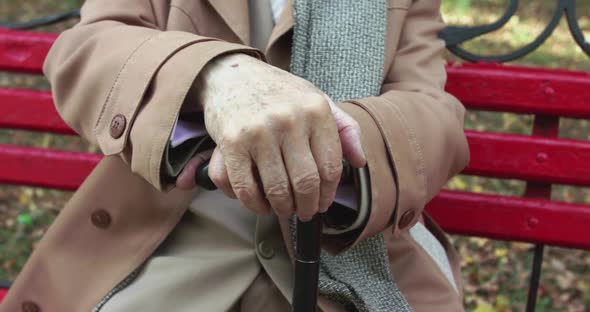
[177,54,366,221]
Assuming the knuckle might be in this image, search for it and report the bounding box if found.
[220,124,266,147]
[233,182,256,202]
[209,172,229,188]
[320,161,343,183]
[265,181,294,216]
[292,172,321,195]
[246,122,267,140]
[218,131,242,149]
[270,111,296,132]
[339,122,360,142]
[304,95,330,119]
[265,181,291,202]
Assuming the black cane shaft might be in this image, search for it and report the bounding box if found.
[295,214,322,261]
[292,259,320,311]
[292,214,322,312]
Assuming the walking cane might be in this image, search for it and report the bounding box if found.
[195,162,322,312]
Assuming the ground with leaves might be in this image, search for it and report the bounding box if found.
[1,1,589,311]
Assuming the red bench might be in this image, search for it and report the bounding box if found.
[1,27,589,310]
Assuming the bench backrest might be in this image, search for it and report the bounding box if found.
[1,28,590,250]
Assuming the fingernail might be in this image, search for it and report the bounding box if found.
[299,214,312,222]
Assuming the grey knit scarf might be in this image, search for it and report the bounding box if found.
[290,1,413,311]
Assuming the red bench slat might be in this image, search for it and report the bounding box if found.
[426,190,590,250]
[0,29,56,73]
[0,144,100,190]
[0,88,74,134]
[0,288,7,303]
[2,30,590,119]
[446,63,590,118]
[463,130,590,186]
[1,141,588,249]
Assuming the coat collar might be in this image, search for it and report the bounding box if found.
[207,0,294,50]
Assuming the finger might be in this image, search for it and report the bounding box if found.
[309,115,342,213]
[208,147,236,198]
[252,140,294,218]
[222,145,271,215]
[176,149,214,190]
[331,104,367,168]
[282,131,321,222]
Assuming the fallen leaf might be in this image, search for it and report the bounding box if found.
[494,248,508,258]
[474,299,496,312]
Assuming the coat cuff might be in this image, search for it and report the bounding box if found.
[91,31,264,191]
[351,95,430,233]
[321,101,399,254]
[93,31,215,155]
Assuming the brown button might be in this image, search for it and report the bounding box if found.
[22,301,40,312]
[91,209,112,229]
[109,114,126,139]
[398,210,416,229]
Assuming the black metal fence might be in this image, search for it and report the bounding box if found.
[439,0,589,62]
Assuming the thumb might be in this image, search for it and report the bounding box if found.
[176,149,214,190]
[328,99,367,168]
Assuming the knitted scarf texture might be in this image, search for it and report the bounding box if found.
[290,1,413,311]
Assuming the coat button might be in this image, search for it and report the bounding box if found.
[398,210,416,229]
[258,241,275,259]
[22,301,40,312]
[91,210,112,229]
[109,114,126,139]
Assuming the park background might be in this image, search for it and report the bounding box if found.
[0,0,588,311]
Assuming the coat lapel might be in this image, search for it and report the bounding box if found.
[266,0,294,51]
[207,0,251,44]
[207,0,294,51]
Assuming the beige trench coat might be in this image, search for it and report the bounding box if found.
[1,0,470,311]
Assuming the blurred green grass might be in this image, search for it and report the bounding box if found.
[0,1,589,311]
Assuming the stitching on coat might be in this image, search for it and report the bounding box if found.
[383,96,428,201]
[94,34,156,130]
[351,96,427,222]
[347,99,401,226]
[147,41,216,187]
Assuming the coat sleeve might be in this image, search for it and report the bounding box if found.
[43,0,263,191]
[325,0,470,252]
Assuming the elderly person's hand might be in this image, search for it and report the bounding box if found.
[176,54,366,221]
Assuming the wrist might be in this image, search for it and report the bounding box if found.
[196,53,257,109]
